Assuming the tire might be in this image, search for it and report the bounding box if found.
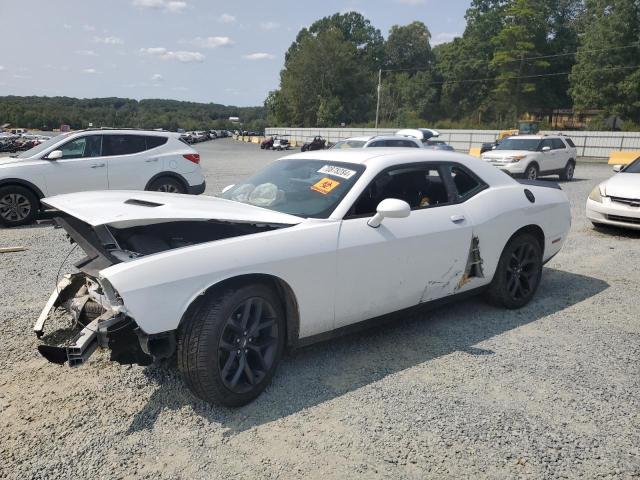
[148,176,186,194]
[524,163,539,180]
[486,232,543,309]
[0,185,39,227]
[177,283,285,407]
[559,160,575,181]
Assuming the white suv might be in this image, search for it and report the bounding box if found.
[481,135,577,181]
[0,129,205,226]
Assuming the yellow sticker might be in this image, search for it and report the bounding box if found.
[311,177,340,195]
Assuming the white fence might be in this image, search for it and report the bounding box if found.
[265,127,640,159]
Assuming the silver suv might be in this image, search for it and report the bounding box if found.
[481,135,577,180]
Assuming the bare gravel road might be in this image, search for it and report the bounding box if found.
[1,140,638,479]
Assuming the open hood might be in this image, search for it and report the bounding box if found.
[42,190,304,228]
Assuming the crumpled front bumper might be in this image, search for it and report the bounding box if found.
[34,273,154,367]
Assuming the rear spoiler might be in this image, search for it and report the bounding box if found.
[517,179,562,190]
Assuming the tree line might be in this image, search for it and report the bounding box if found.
[266,1,640,130]
[0,96,267,132]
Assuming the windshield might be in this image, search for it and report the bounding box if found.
[221,159,365,218]
[495,138,541,151]
[622,157,640,173]
[332,140,366,149]
[16,133,66,158]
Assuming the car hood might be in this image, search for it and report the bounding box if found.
[482,150,533,159]
[0,156,24,166]
[42,190,304,228]
[603,172,640,198]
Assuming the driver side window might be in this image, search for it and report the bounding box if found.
[349,164,452,217]
[58,135,102,159]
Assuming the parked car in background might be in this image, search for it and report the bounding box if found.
[301,136,326,152]
[331,135,422,149]
[587,158,640,230]
[34,148,570,407]
[0,129,205,226]
[424,139,455,151]
[261,135,291,151]
[396,128,441,145]
[481,135,577,180]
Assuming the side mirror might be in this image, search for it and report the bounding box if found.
[613,165,623,173]
[46,150,63,160]
[221,184,235,193]
[368,198,411,228]
[541,146,551,152]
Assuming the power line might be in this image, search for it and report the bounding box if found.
[380,42,640,74]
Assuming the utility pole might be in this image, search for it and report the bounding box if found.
[514,53,525,122]
[375,68,382,129]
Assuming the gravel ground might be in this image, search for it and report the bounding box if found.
[1,139,639,479]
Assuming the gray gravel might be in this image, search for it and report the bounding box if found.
[1,139,639,479]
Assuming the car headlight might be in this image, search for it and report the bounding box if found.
[506,155,527,163]
[588,185,604,202]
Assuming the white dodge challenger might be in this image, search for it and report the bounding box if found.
[35,149,571,406]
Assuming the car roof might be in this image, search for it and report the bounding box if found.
[76,128,180,137]
[279,149,515,186]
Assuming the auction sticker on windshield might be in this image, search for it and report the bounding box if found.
[311,177,340,195]
[317,165,356,179]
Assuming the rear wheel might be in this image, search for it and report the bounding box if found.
[0,185,38,227]
[177,283,285,407]
[524,163,539,180]
[148,176,186,194]
[559,160,575,181]
[486,233,543,309]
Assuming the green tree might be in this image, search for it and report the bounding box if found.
[570,0,640,122]
[274,28,374,126]
[385,21,433,70]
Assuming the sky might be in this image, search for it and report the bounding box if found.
[0,0,471,106]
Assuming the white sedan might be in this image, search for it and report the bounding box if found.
[586,159,640,230]
[35,149,571,406]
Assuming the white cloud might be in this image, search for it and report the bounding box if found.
[243,52,275,60]
[13,74,32,79]
[218,13,236,23]
[395,0,425,4]
[151,73,163,81]
[0,65,4,71]
[191,36,234,48]
[132,0,186,12]
[63,23,72,30]
[260,21,279,30]
[140,47,205,62]
[431,32,459,45]
[82,68,98,74]
[172,86,188,91]
[82,24,96,31]
[93,36,124,45]
[76,49,98,56]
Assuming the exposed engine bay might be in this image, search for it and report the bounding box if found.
[34,214,290,367]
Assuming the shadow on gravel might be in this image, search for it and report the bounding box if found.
[591,224,640,239]
[126,267,608,435]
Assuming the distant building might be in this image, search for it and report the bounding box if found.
[228,116,240,123]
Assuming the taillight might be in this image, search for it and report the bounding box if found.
[183,153,200,164]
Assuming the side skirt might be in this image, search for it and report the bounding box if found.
[292,285,488,350]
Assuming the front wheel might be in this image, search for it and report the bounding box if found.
[0,185,38,227]
[177,283,285,407]
[486,233,543,309]
[524,163,539,180]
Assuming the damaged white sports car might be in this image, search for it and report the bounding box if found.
[35,149,571,406]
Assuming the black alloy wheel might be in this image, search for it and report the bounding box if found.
[218,297,279,394]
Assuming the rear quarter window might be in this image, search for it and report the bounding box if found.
[564,138,576,148]
[146,136,168,149]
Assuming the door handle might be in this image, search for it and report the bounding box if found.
[450,214,465,223]
[145,158,159,163]
[90,163,106,168]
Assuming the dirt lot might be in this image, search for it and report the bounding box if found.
[1,140,639,479]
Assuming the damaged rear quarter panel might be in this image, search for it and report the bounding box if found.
[99,219,341,338]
